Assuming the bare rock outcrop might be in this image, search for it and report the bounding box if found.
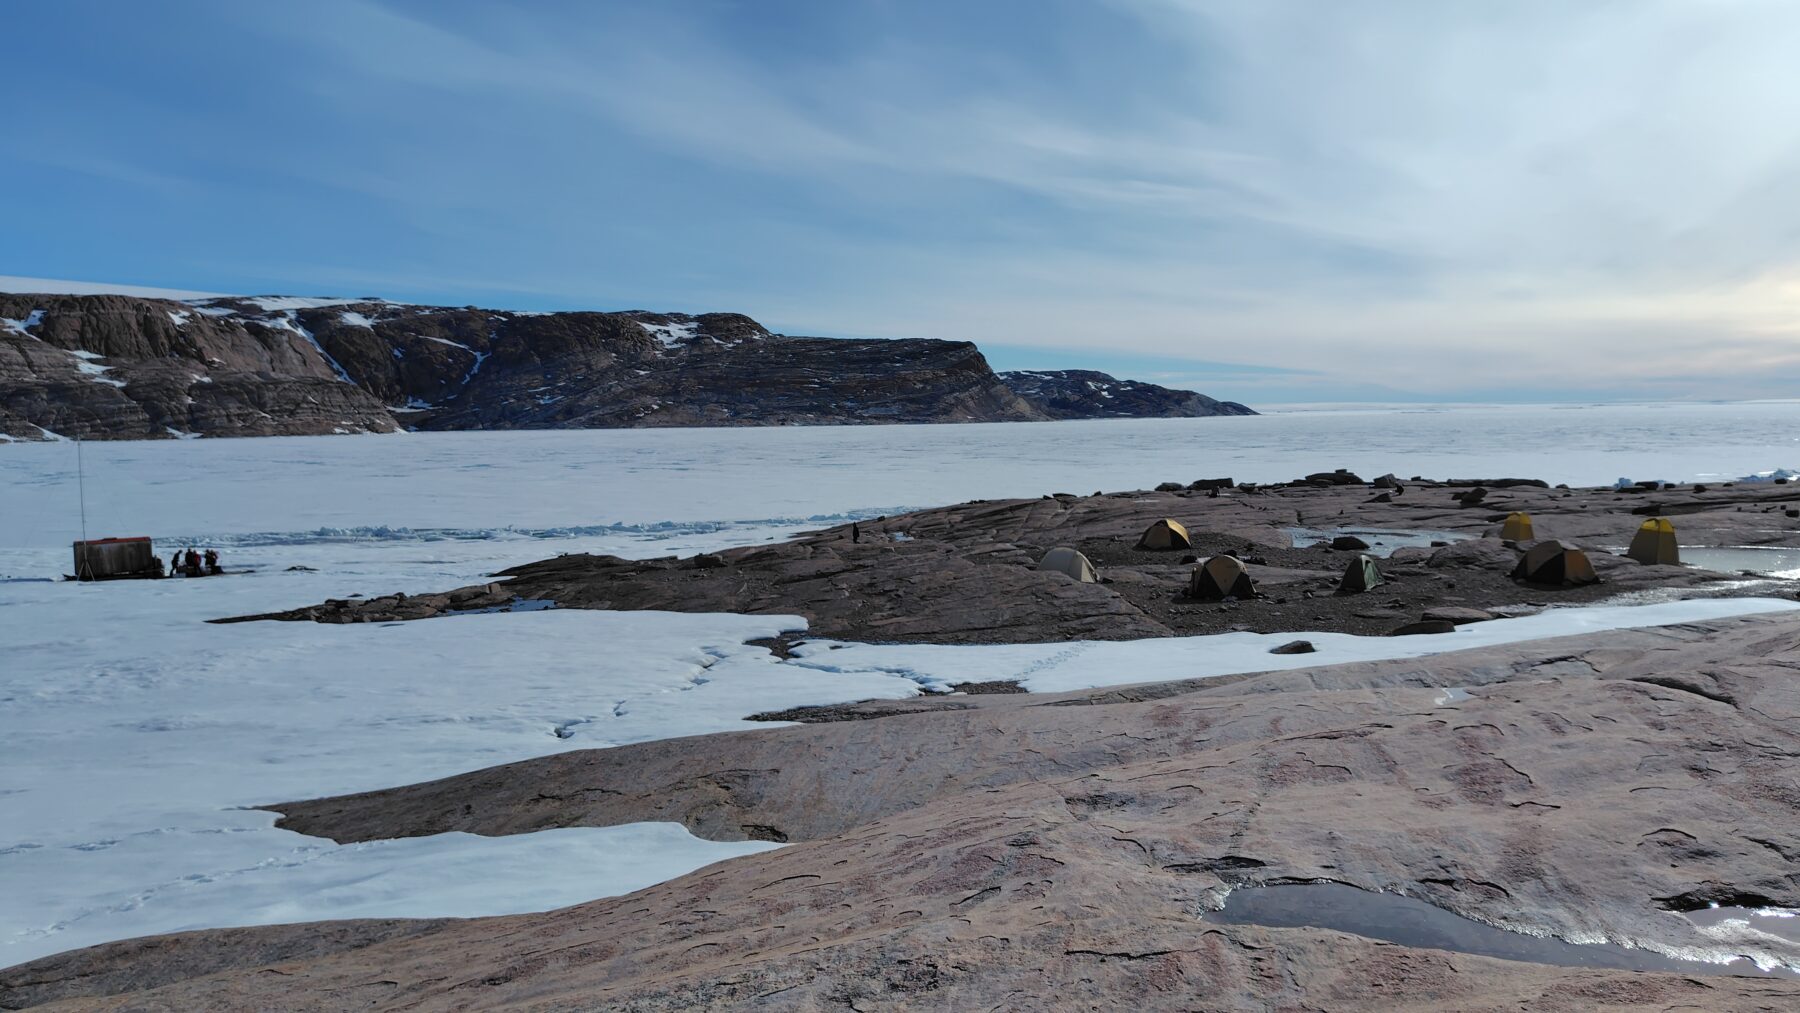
[0,295,398,440]
[216,480,1791,643]
[9,614,1800,1009]
[998,368,1256,419]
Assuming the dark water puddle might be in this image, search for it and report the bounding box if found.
[1204,882,1797,978]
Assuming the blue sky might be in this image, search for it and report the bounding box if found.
[6,1,1800,402]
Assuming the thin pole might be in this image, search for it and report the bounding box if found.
[76,435,88,543]
[75,434,91,580]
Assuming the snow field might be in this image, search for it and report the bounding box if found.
[0,585,916,965]
[791,598,1800,694]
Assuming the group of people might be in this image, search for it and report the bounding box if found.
[167,547,222,577]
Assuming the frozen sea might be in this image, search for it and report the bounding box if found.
[4,402,1800,968]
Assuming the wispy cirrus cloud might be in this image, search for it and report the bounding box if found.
[6,0,1800,400]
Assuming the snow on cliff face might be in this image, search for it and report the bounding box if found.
[1,309,44,336]
[2,292,1262,441]
[638,319,700,349]
[1,296,1056,439]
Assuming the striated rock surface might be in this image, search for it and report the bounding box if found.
[0,295,399,440]
[0,294,1251,440]
[8,614,1800,1009]
[999,368,1256,419]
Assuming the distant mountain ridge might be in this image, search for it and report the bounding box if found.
[997,369,1254,419]
[0,292,1255,441]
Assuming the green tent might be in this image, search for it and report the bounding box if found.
[1336,554,1384,595]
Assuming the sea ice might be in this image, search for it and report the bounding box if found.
[6,408,1800,967]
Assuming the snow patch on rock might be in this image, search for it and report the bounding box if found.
[270,312,354,383]
[638,319,700,350]
[1,310,44,336]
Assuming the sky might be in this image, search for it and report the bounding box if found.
[5,1,1800,403]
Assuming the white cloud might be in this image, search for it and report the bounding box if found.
[0,276,230,299]
[22,0,1800,399]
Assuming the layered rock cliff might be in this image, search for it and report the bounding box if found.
[998,368,1256,419]
[0,293,1253,440]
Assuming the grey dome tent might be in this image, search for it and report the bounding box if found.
[1189,554,1254,600]
[1336,554,1384,595]
[1511,540,1599,586]
[1038,546,1098,583]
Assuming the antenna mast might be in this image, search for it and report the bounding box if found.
[76,435,88,542]
[75,433,92,580]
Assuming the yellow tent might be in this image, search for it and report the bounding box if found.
[1039,546,1098,583]
[1189,554,1255,600]
[1500,511,1535,541]
[1511,540,1598,586]
[1137,518,1192,550]
[1627,517,1679,566]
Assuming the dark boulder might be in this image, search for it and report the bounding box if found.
[1454,487,1489,506]
[1269,640,1316,655]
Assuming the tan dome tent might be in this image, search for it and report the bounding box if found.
[1627,517,1679,566]
[1511,540,1598,586]
[1336,554,1384,595]
[1500,511,1535,541]
[1189,554,1255,600]
[1137,518,1192,550]
[1039,546,1098,583]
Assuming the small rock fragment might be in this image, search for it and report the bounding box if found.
[1422,606,1496,625]
[1389,620,1458,636]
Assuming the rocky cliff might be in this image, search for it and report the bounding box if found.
[998,368,1255,419]
[0,293,1253,441]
